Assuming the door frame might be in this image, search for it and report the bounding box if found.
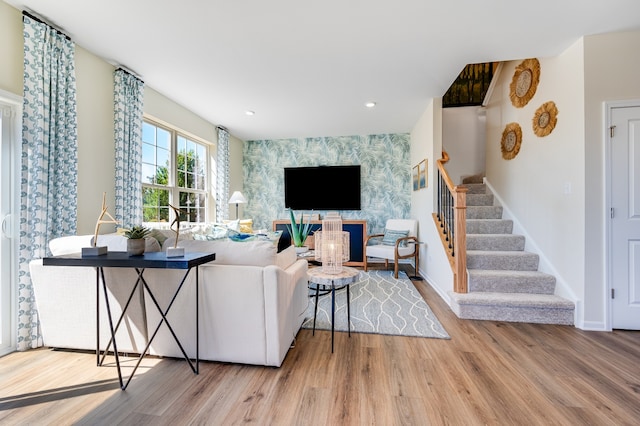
[0,89,21,357]
[604,99,640,331]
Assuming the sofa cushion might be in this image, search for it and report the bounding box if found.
[48,234,161,256]
[164,237,295,268]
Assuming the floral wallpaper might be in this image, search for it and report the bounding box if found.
[243,133,410,234]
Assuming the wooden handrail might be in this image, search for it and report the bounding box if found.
[434,151,468,293]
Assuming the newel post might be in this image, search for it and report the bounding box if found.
[453,186,468,293]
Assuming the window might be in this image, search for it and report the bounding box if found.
[142,119,209,225]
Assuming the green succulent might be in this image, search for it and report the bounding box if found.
[124,225,151,239]
[285,209,313,247]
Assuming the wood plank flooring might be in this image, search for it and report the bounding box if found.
[1,265,639,425]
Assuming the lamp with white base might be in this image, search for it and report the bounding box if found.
[228,191,247,219]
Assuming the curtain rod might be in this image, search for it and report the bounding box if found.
[115,67,144,84]
[22,10,71,41]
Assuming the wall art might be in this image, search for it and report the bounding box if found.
[501,122,522,160]
[532,101,559,137]
[509,58,540,108]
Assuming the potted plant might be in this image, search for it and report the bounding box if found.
[285,209,313,253]
[124,225,150,256]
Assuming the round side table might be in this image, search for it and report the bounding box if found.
[307,266,360,353]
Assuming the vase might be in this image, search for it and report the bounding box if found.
[294,246,309,254]
[127,238,146,256]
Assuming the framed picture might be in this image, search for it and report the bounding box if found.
[412,164,419,191]
[418,159,427,189]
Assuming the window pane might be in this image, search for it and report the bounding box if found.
[157,147,170,170]
[142,142,155,163]
[143,187,170,223]
[177,135,186,154]
[141,163,156,184]
[155,166,169,185]
[157,128,171,150]
[142,122,155,144]
[178,191,206,223]
[186,172,194,189]
[177,170,186,188]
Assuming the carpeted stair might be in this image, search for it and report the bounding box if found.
[449,180,574,325]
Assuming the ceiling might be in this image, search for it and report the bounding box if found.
[4,1,640,141]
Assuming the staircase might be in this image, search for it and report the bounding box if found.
[448,178,574,325]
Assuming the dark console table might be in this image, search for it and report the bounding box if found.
[273,219,367,266]
[43,251,215,390]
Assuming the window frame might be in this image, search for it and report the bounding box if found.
[141,117,211,227]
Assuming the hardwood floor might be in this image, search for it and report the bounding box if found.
[1,265,639,425]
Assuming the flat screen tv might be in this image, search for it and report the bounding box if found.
[284,165,361,210]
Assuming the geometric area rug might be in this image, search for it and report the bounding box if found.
[301,270,450,339]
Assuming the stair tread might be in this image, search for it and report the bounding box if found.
[450,291,574,308]
[468,269,554,279]
[468,250,537,256]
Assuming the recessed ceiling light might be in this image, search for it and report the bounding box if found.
[245,110,255,116]
[365,102,376,108]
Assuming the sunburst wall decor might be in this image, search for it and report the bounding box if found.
[509,58,540,108]
[532,101,558,137]
[501,122,522,160]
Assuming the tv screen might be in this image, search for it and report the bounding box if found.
[284,165,361,210]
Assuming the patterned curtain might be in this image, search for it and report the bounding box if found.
[19,14,78,350]
[114,69,144,227]
[216,127,230,222]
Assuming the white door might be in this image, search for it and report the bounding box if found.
[0,98,18,356]
[610,105,640,330]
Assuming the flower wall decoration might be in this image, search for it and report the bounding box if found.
[501,122,523,160]
[532,101,559,137]
[509,58,540,108]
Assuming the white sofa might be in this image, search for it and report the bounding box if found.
[29,233,309,367]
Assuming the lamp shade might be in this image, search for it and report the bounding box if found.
[228,191,247,204]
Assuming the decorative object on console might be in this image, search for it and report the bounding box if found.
[500,122,523,160]
[315,212,350,274]
[285,208,314,250]
[123,225,150,256]
[532,101,558,137]
[228,191,247,219]
[82,192,118,256]
[167,204,186,257]
[509,58,540,108]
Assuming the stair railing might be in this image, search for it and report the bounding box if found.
[435,151,468,293]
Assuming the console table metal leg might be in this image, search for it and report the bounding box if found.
[99,267,123,389]
[195,266,199,374]
[95,268,100,366]
[99,268,145,367]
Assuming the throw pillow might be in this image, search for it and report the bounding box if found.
[148,229,168,247]
[382,229,409,247]
[239,219,253,233]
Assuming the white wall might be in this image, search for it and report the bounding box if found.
[583,31,640,328]
[410,98,454,300]
[229,134,245,219]
[75,46,118,234]
[0,2,22,96]
[442,106,486,184]
[485,43,586,316]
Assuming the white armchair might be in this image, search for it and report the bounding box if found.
[364,219,419,279]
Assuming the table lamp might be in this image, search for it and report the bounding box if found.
[315,212,350,274]
[228,191,247,219]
